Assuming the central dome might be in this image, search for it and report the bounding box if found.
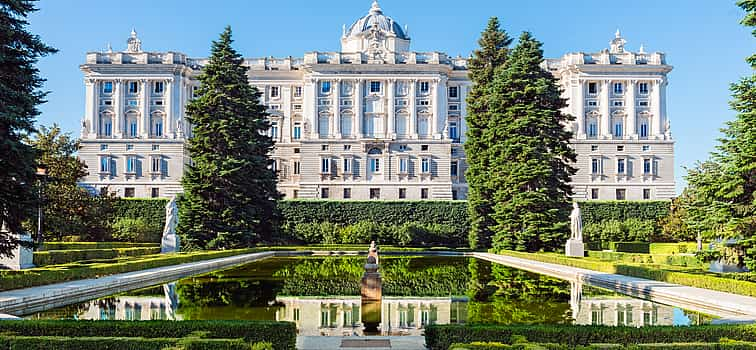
[345,1,409,40]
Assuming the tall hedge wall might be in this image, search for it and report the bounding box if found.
[113,198,169,225]
[579,201,670,226]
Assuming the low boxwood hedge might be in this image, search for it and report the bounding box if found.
[448,341,756,350]
[586,251,703,268]
[33,247,161,266]
[0,320,293,350]
[0,249,260,292]
[650,243,700,255]
[0,336,272,350]
[425,324,756,350]
[40,242,159,251]
[609,242,650,254]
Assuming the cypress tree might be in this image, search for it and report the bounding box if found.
[465,17,512,250]
[178,27,280,250]
[487,32,576,252]
[0,1,56,257]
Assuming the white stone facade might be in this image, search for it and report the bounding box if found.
[77,2,674,200]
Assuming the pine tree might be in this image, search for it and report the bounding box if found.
[0,1,56,257]
[465,17,512,250]
[177,27,280,250]
[487,32,576,252]
[710,0,756,268]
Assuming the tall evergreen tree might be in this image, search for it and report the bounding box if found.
[487,32,576,252]
[0,1,56,257]
[178,27,280,250]
[465,17,512,250]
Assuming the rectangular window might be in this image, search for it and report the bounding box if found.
[151,157,161,173]
[448,86,458,98]
[642,145,650,151]
[129,120,138,137]
[587,100,598,106]
[421,145,429,151]
[591,188,599,200]
[399,158,408,173]
[293,104,302,111]
[639,101,649,107]
[99,156,109,173]
[613,82,624,94]
[617,145,624,152]
[370,188,380,200]
[643,188,651,200]
[128,100,138,107]
[591,145,599,152]
[613,100,624,107]
[616,189,626,200]
[640,123,649,138]
[451,161,459,177]
[270,121,279,139]
[127,144,134,151]
[294,86,303,97]
[100,144,109,151]
[321,158,330,174]
[270,86,280,98]
[151,188,160,198]
[449,122,459,142]
[617,159,626,174]
[644,159,652,175]
[370,158,381,173]
[421,158,430,173]
[321,81,331,94]
[343,145,351,151]
[293,123,302,140]
[293,161,300,175]
[418,100,430,106]
[192,86,200,98]
[321,188,329,199]
[588,82,598,94]
[419,81,430,93]
[448,104,459,111]
[592,158,601,175]
[126,157,136,173]
[588,123,598,138]
[399,188,407,199]
[343,188,352,199]
[639,82,649,94]
[343,158,352,174]
[128,81,139,94]
[421,188,429,199]
[370,81,381,93]
[153,81,164,94]
[124,187,135,198]
[103,81,113,94]
[152,144,160,151]
[399,145,408,152]
[614,122,623,137]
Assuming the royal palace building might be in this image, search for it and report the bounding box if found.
[77,1,675,201]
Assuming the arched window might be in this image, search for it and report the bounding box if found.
[368,148,382,174]
[318,113,329,139]
[340,112,353,138]
[151,113,163,138]
[100,112,113,137]
[367,147,382,155]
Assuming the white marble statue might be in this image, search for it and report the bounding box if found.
[565,202,585,257]
[570,201,583,241]
[160,197,180,253]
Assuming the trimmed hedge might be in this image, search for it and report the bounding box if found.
[40,242,158,251]
[587,251,703,268]
[650,243,699,255]
[499,250,756,297]
[0,320,294,350]
[288,221,467,247]
[425,324,756,350]
[33,247,161,266]
[610,242,650,254]
[0,249,259,292]
[0,336,265,350]
[579,201,671,225]
[448,341,756,350]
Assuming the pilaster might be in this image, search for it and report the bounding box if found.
[387,79,396,139]
[575,79,585,139]
[409,79,417,139]
[600,80,611,138]
[140,79,150,138]
[626,79,637,138]
[114,79,124,137]
[652,79,662,138]
[354,79,363,138]
[332,80,341,138]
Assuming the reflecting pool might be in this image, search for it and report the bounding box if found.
[25,257,713,335]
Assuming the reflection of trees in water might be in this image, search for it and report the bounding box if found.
[682,309,715,325]
[466,259,572,325]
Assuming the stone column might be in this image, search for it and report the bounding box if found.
[387,79,396,139]
[409,80,417,139]
[438,77,448,139]
[600,80,611,138]
[431,79,439,139]
[304,78,318,138]
[140,79,150,138]
[165,78,174,138]
[114,79,124,137]
[354,79,363,138]
[459,84,469,144]
[282,85,292,143]
[84,78,98,138]
[332,80,340,138]
[652,79,662,138]
[626,80,636,138]
[575,80,585,138]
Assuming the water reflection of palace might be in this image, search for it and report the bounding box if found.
[62,283,180,321]
[275,296,468,336]
[569,281,674,327]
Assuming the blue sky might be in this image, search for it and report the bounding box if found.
[30,0,753,193]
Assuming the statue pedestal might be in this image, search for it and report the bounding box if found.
[0,233,34,270]
[565,239,585,258]
[161,233,179,253]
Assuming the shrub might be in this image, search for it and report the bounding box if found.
[40,242,158,250]
[0,320,295,350]
[425,324,756,350]
[609,242,650,254]
[579,201,671,225]
[33,247,161,266]
[111,217,162,243]
[650,243,699,255]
